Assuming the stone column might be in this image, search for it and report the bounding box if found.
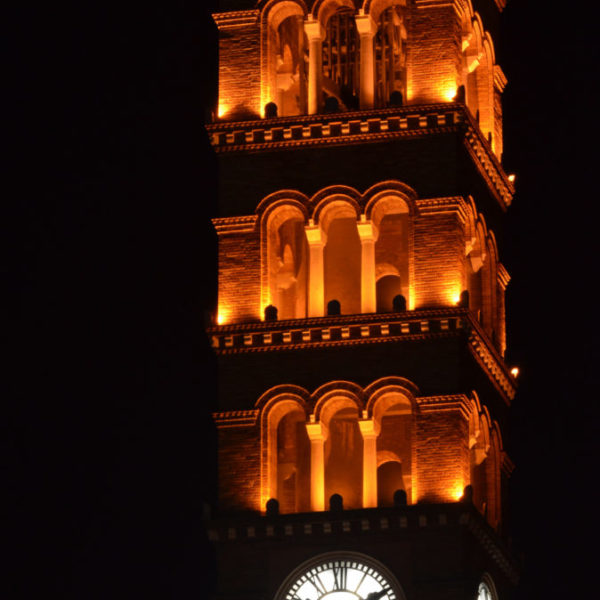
[359,417,379,508]
[304,20,324,115]
[305,222,325,317]
[355,15,377,110]
[357,218,378,313]
[306,421,327,511]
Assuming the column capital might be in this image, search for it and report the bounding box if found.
[306,421,328,441]
[304,19,325,42]
[356,219,379,243]
[305,223,326,246]
[358,418,380,438]
[355,14,377,37]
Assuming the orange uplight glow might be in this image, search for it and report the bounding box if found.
[217,310,229,325]
[507,173,516,183]
[217,103,230,119]
[445,86,458,102]
[451,484,464,501]
[510,367,519,378]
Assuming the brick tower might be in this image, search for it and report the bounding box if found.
[206,1,518,599]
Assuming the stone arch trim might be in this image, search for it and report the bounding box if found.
[309,185,362,217]
[364,376,419,420]
[256,384,312,412]
[312,0,359,26]
[375,262,401,280]
[256,189,310,220]
[362,0,407,24]
[311,380,365,422]
[258,0,309,21]
[377,449,402,467]
[363,180,418,220]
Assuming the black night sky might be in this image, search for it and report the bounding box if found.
[11,2,599,598]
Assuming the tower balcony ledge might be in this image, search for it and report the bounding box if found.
[206,502,519,585]
[208,307,517,403]
[206,103,514,210]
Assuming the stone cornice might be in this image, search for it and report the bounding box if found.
[417,394,471,419]
[213,409,259,428]
[207,503,519,583]
[212,10,259,29]
[208,308,516,404]
[416,196,469,223]
[497,262,510,288]
[467,328,516,404]
[212,215,258,234]
[494,64,508,92]
[206,104,513,211]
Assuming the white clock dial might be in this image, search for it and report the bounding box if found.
[278,554,400,600]
[477,581,493,600]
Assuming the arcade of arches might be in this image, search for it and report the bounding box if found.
[217,0,504,157]
[254,382,503,529]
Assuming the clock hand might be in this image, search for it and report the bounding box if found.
[365,589,391,600]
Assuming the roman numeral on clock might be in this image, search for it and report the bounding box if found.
[333,564,347,590]
[307,572,327,595]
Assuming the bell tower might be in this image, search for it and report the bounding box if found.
[206,1,518,599]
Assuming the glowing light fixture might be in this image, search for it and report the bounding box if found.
[507,173,516,183]
[510,367,519,378]
[451,484,464,501]
[217,103,230,119]
[445,86,458,102]
[217,310,229,325]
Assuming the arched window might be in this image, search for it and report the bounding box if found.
[264,2,308,117]
[324,405,363,509]
[322,9,360,109]
[375,393,413,505]
[274,15,308,115]
[466,223,486,323]
[469,410,490,518]
[375,5,407,107]
[276,409,311,513]
[264,398,311,514]
[320,201,362,315]
[372,196,410,312]
[460,18,495,149]
[266,205,308,319]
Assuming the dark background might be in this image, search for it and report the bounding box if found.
[10,1,598,597]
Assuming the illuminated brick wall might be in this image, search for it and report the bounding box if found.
[407,2,462,103]
[214,218,261,324]
[415,404,469,503]
[413,205,465,309]
[214,11,262,120]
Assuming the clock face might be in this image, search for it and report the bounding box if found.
[279,556,398,600]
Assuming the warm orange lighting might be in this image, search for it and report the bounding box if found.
[507,173,516,183]
[217,310,229,325]
[445,86,458,102]
[452,293,461,305]
[451,485,464,501]
[217,103,230,119]
[510,367,519,378]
